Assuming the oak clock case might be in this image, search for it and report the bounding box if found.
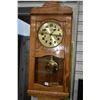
[28,2,73,98]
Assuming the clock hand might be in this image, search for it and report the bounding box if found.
[52,32,62,37]
[49,29,56,36]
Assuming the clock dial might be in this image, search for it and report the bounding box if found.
[38,22,63,48]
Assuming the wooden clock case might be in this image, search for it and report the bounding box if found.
[27,2,73,99]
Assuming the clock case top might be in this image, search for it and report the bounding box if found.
[28,2,73,98]
[31,2,72,15]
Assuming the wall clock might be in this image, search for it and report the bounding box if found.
[27,2,73,100]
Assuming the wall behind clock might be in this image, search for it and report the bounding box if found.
[18,1,83,100]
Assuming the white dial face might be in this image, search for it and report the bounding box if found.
[38,21,63,48]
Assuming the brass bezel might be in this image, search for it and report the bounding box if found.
[38,20,64,48]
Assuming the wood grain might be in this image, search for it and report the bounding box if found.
[27,90,69,97]
[31,2,72,15]
[28,1,73,98]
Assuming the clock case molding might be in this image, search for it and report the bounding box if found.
[27,2,73,98]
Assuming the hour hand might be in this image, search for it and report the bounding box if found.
[50,29,56,35]
[40,31,48,35]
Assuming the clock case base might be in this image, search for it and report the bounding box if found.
[28,90,69,98]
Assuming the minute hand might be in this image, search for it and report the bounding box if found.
[52,32,62,36]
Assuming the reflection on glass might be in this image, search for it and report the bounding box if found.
[34,55,64,87]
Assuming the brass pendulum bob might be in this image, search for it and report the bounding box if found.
[45,56,59,74]
[45,56,59,86]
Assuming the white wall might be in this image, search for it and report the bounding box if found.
[73,2,83,100]
[18,19,30,36]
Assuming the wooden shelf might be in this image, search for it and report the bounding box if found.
[28,90,69,97]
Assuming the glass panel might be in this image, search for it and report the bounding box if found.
[34,55,64,87]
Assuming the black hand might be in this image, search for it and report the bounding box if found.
[50,29,56,36]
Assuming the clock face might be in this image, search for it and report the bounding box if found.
[38,21,63,48]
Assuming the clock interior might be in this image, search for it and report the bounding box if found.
[34,55,64,87]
